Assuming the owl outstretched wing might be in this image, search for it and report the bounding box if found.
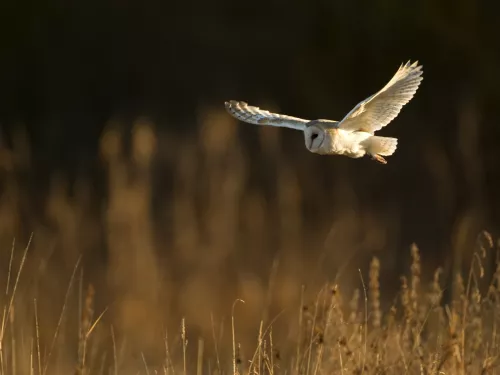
[225,101,309,131]
[338,61,423,134]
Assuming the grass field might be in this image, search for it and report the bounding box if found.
[0,107,497,374]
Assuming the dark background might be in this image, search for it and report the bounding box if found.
[3,0,499,166]
[0,0,500,362]
[2,1,500,263]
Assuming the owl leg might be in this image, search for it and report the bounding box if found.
[363,136,396,164]
[370,154,387,164]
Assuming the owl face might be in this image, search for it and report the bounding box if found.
[304,124,325,153]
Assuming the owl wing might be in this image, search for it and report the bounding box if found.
[337,61,423,134]
[225,101,309,131]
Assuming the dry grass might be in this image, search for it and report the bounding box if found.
[0,106,496,374]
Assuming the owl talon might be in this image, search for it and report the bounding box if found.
[371,154,387,164]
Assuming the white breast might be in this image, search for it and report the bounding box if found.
[328,129,372,158]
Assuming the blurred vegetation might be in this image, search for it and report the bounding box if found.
[0,0,500,373]
[0,109,497,374]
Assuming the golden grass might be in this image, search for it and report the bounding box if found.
[0,105,496,374]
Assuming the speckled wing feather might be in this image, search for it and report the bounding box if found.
[338,61,423,134]
[225,101,309,131]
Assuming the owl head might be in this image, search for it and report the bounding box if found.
[304,120,338,153]
[304,125,324,152]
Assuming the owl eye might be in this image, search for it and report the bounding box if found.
[311,133,318,141]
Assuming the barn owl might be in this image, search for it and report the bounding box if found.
[225,61,423,164]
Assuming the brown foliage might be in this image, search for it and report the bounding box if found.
[0,107,497,374]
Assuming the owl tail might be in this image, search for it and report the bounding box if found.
[365,136,398,157]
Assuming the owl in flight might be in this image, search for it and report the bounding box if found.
[225,61,423,164]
